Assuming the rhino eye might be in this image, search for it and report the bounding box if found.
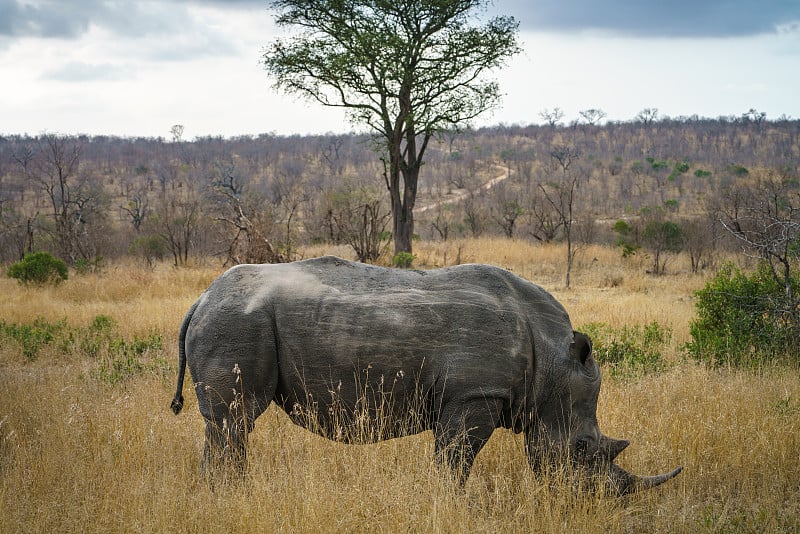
[574,435,596,455]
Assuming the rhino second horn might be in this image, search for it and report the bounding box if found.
[600,436,630,462]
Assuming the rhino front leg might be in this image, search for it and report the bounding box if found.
[433,397,502,485]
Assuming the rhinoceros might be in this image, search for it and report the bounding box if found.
[171,256,681,494]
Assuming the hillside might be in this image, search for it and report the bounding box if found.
[1,116,798,268]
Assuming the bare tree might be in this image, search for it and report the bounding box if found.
[330,185,392,263]
[271,174,311,261]
[579,108,607,126]
[462,191,485,238]
[121,190,149,233]
[635,108,659,125]
[207,161,286,265]
[489,183,525,238]
[682,216,717,273]
[538,144,585,288]
[718,174,800,302]
[13,134,106,264]
[430,203,456,242]
[539,107,564,127]
[526,193,561,243]
[170,124,185,143]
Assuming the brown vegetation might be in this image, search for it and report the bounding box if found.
[2,116,799,275]
[1,240,799,532]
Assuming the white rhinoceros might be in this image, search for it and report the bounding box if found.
[171,256,681,494]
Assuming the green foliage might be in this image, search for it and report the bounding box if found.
[0,315,167,381]
[674,161,690,173]
[727,164,749,177]
[613,220,639,258]
[7,252,68,285]
[581,321,672,379]
[612,220,633,235]
[686,262,800,366]
[74,256,104,275]
[643,220,683,252]
[392,251,415,269]
[0,317,69,361]
[90,332,166,385]
[262,0,521,255]
[647,158,669,171]
[694,169,712,178]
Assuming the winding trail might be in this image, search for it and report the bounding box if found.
[416,163,510,214]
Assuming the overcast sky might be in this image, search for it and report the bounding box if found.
[1,0,798,139]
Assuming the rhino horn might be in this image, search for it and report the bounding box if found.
[607,462,683,496]
[599,435,630,462]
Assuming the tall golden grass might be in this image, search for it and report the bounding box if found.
[1,240,798,533]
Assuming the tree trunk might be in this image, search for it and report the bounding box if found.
[393,198,414,256]
[385,131,421,257]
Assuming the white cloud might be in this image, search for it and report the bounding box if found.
[0,1,798,138]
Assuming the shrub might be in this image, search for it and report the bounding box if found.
[613,220,640,258]
[0,315,168,380]
[91,332,166,385]
[129,235,166,267]
[74,256,104,275]
[392,251,415,269]
[0,317,68,361]
[7,252,68,285]
[685,262,800,366]
[581,321,671,379]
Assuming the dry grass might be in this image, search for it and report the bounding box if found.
[1,240,799,533]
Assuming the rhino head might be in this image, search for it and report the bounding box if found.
[527,331,682,496]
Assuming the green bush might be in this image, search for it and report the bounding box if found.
[74,256,104,275]
[0,317,69,361]
[392,251,415,269]
[581,321,671,379]
[0,315,168,380]
[91,332,166,385]
[7,252,68,285]
[685,262,800,366]
[613,220,640,258]
[129,235,165,267]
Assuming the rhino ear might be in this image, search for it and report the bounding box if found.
[571,331,593,366]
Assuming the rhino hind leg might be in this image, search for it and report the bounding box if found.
[195,366,276,478]
[200,395,270,477]
[433,398,503,485]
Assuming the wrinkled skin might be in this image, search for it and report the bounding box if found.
[171,256,681,494]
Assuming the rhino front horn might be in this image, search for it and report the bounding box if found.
[608,463,683,496]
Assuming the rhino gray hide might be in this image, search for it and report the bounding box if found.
[171,256,681,495]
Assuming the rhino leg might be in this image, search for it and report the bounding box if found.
[195,364,276,477]
[433,397,502,485]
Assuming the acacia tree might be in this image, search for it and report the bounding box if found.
[262,0,520,256]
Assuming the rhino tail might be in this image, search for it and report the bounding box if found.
[171,300,199,415]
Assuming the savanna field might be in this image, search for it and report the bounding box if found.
[1,239,799,533]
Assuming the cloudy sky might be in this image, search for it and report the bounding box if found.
[1,0,798,139]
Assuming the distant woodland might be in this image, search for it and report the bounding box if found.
[1,114,799,272]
